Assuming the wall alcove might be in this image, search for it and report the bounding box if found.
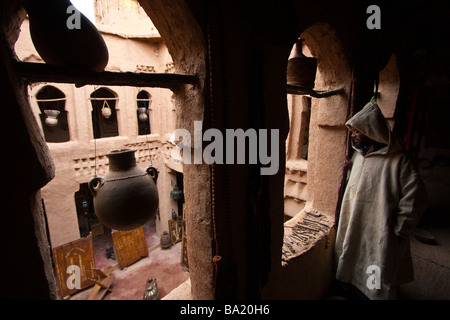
[90,87,119,139]
[137,90,152,135]
[36,85,70,143]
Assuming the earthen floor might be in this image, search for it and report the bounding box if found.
[69,219,189,300]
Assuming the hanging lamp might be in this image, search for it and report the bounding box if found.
[170,185,183,200]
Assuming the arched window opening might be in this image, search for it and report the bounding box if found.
[36,85,70,143]
[282,24,352,269]
[90,88,119,139]
[137,90,151,135]
[284,40,315,220]
[284,95,311,220]
[11,0,193,300]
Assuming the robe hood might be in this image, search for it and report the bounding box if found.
[346,101,401,154]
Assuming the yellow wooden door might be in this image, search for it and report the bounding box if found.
[112,226,148,269]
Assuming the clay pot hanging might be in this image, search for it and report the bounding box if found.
[101,100,112,119]
[287,39,317,89]
[138,107,148,122]
[23,0,109,71]
[44,109,60,127]
[89,149,159,231]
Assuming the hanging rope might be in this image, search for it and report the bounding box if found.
[102,99,111,111]
[145,133,153,166]
[94,137,98,177]
[207,16,222,285]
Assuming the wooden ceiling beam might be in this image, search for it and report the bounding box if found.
[15,61,198,89]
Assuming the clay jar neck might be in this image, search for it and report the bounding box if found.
[106,149,137,171]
